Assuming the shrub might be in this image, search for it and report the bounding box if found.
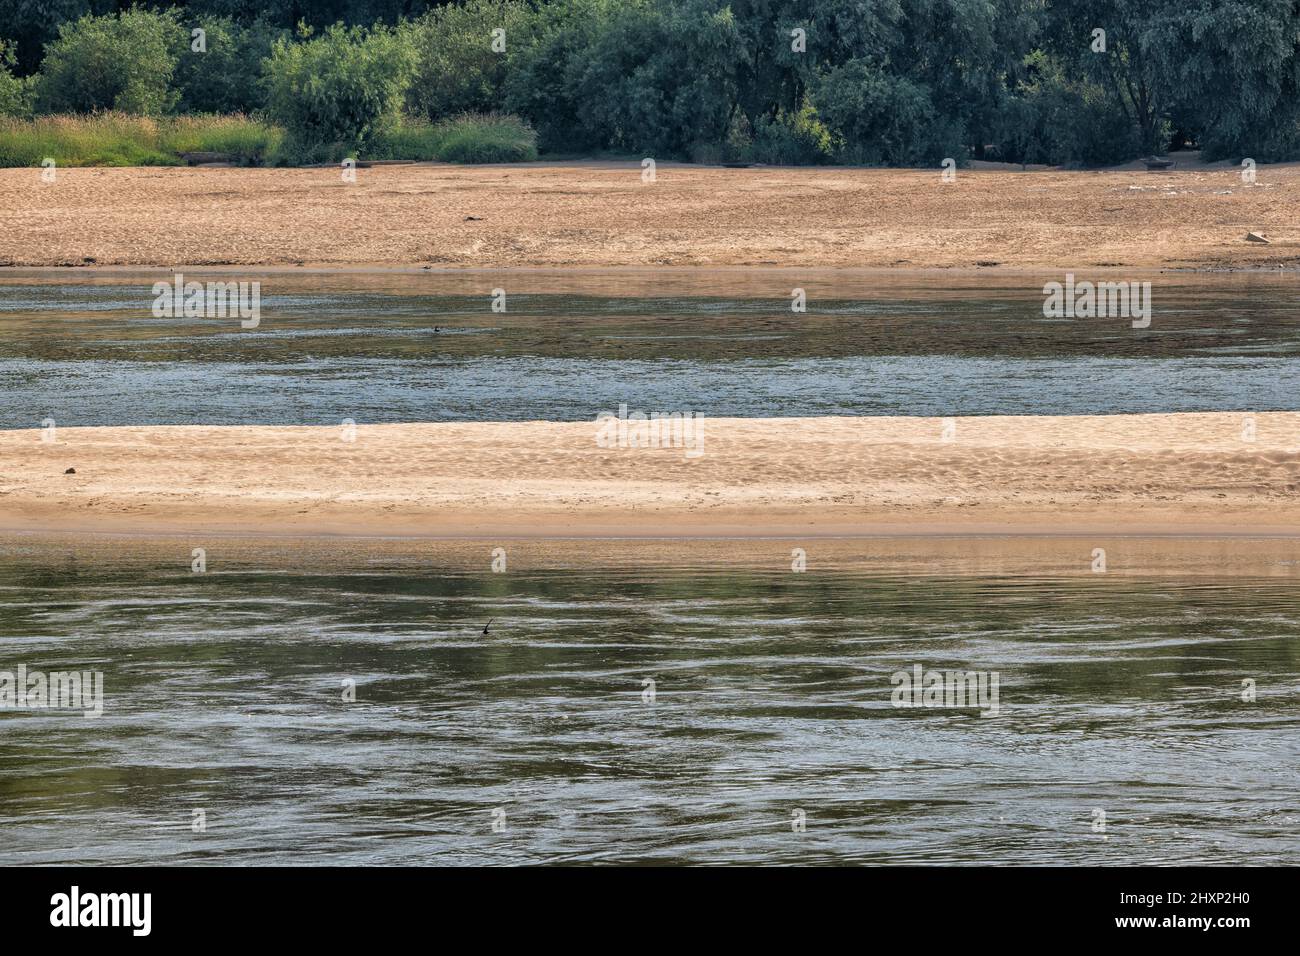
[992,62,1142,169]
[813,60,958,166]
[0,113,281,167]
[35,6,185,116]
[367,118,446,160]
[367,113,537,163]
[405,0,537,120]
[0,41,33,118]
[177,16,287,115]
[434,113,537,163]
[160,114,283,166]
[264,23,415,164]
[742,101,833,165]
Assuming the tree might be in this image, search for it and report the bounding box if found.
[404,0,536,120]
[264,22,414,162]
[176,15,287,114]
[35,6,185,115]
[1143,0,1300,160]
[0,40,34,116]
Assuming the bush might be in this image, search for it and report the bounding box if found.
[555,0,740,158]
[503,0,605,154]
[264,23,414,164]
[368,113,537,163]
[405,0,537,120]
[434,113,537,163]
[742,101,833,165]
[367,118,446,160]
[160,114,283,166]
[0,113,281,167]
[177,17,287,115]
[0,41,33,118]
[813,60,959,166]
[992,61,1141,169]
[35,6,185,116]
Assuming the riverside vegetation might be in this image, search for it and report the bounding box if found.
[0,1,1298,168]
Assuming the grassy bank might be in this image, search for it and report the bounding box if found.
[0,112,537,167]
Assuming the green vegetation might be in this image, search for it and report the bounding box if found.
[375,113,538,164]
[0,41,32,118]
[34,7,185,116]
[263,23,414,164]
[0,113,281,167]
[0,0,1297,168]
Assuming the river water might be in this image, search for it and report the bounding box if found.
[1,269,1298,425]
[1,535,1297,865]
[1,268,1297,865]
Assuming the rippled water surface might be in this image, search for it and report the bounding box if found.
[2,535,1297,865]
[1,269,1297,425]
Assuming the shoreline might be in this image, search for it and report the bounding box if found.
[4,413,1299,539]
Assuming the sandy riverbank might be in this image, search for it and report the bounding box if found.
[3,413,1298,538]
[2,161,1299,271]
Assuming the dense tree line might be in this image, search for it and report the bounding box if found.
[2,0,1298,166]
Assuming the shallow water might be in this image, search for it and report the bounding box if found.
[1,535,1297,865]
[1,269,1297,426]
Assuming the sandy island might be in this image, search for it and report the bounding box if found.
[3,413,1299,538]
[2,160,1299,271]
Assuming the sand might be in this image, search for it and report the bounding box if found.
[3,413,1298,538]
[2,160,1299,271]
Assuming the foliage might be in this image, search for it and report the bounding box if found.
[0,111,280,166]
[404,0,535,120]
[177,16,287,114]
[0,0,1298,165]
[741,100,833,165]
[263,22,414,163]
[814,60,958,166]
[34,5,185,116]
[431,112,537,162]
[0,40,34,117]
[368,112,538,162]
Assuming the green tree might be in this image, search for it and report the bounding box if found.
[1143,0,1300,160]
[1046,0,1172,155]
[404,0,536,120]
[814,59,956,165]
[575,0,742,158]
[176,15,287,114]
[35,5,185,115]
[502,0,606,153]
[264,22,415,162]
[0,40,34,116]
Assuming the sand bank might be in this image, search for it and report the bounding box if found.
[2,162,1298,271]
[3,413,1298,538]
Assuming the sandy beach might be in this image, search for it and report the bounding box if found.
[3,413,1298,538]
[2,161,1299,271]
